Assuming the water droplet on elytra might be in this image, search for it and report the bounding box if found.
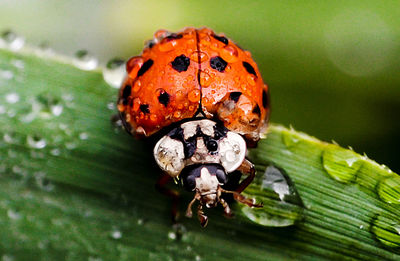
[73,50,98,71]
[0,30,25,51]
[199,71,212,87]
[219,45,239,63]
[103,58,126,88]
[322,145,362,183]
[27,134,47,149]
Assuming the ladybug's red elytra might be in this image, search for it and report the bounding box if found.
[118,27,270,227]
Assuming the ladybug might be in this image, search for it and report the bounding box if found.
[118,27,270,227]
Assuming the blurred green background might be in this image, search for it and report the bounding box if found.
[1,0,399,171]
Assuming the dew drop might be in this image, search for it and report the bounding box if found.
[110,229,122,239]
[247,74,256,86]
[65,142,77,150]
[103,58,126,88]
[167,223,187,241]
[158,39,178,52]
[11,59,25,69]
[0,30,25,51]
[126,57,144,78]
[36,94,63,118]
[167,231,176,240]
[79,132,89,140]
[3,132,17,144]
[51,104,63,116]
[377,175,400,204]
[0,69,14,80]
[371,214,400,248]
[322,145,362,183]
[5,93,19,104]
[219,45,239,63]
[50,148,61,156]
[107,102,115,110]
[281,129,300,148]
[73,50,98,71]
[7,209,22,220]
[190,51,209,63]
[241,165,304,227]
[27,135,47,149]
[199,71,212,87]
[188,89,201,103]
[34,171,55,192]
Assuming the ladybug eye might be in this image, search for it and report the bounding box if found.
[206,140,218,152]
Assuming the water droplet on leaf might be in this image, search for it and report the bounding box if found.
[5,93,19,104]
[322,145,362,183]
[241,165,304,227]
[371,214,400,248]
[73,50,98,70]
[0,30,25,51]
[27,135,46,149]
[103,58,126,88]
[377,175,400,204]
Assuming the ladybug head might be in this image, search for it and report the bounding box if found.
[153,119,248,226]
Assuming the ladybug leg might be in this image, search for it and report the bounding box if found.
[235,159,256,193]
[186,192,200,218]
[219,160,263,208]
[155,173,180,223]
[219,197,233,218]
[197,204,208,227]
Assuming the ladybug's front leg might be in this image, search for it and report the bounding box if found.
[235,159,256,193]
[155,173,180,223]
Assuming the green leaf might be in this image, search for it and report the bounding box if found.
[0,46,399,260]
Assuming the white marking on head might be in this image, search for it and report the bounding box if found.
[195,168,220,195]
[154,119,247,178]
[153,136,185,177]
[218,132,246,172]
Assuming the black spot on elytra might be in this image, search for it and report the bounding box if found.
[252,104,261,115]
[139,104,150,114]
[171,55,190,72]
[212,34,228,45]
[158,90,170,106]
[165,33,183,40]
[121,85,131,105]
[145,39,155,49]
[210,56,228,72]
[229,92,242,103]
[242,61,257,77]
[262,90,269,108]
[137,59,154,77]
